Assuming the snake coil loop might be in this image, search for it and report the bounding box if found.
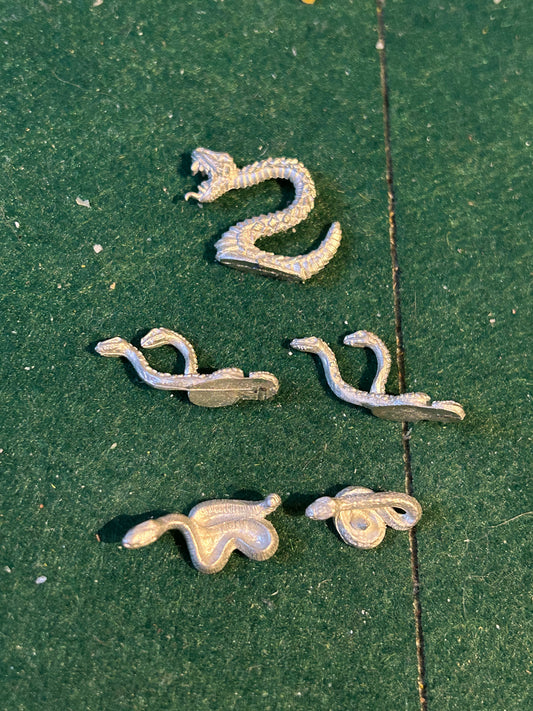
[306,486,422,549]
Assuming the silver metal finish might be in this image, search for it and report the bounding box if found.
[290,330,465,422]
[95,327,279,407]
[185,147,341,281]
[306,486,422,549]
[122,494,281,573]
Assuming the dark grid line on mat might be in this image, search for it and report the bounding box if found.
[376,2,428,709]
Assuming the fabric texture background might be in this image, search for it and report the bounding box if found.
[1,1,530,709]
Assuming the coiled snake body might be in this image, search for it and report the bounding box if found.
[122,494,281,573]
[291,330,465,422]
[306,487,422,549]
[185,147,342,281]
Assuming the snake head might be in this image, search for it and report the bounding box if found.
[95,337,129,358]
[122,519,165,549]
[140,328,176,349]
[343,331,371,348]
[289,336,324,354]
[184,148,238,202]
[305,496,337,521]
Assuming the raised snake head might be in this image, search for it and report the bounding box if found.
[140,327,183,349]
[95,337,130,358]
[185,147,239,202]
[289,336,324,354]
[343,331,372,348]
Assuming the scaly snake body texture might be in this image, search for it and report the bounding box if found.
[122,494,281,573]
[185,148,341,281]
[291,330,465,422]
[95,327,279,407]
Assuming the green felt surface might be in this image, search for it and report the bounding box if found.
[386,2,532,708]
[0,1,530,710]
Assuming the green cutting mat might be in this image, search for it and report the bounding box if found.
[1,1,530,709]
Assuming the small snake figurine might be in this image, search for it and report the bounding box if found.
[185,147,342,281]
[290,330,465,422]
[122,494,281,573]
[306,486,422,549]
[95,327,279,407]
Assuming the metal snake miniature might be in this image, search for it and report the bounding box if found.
[290,330,465,422]
[95,327,279,407]
[306,486,422,549]
[122,494,281,573]
[185,147,342,281]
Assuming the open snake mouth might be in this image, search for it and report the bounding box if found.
[185,148,238,202]
[185,151,213,200]
[190,152,213,180]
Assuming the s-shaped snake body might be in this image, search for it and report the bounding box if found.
[290,330,465,422]
[122,494,281,573]
[95,327,279,407]
[185,147,342,281]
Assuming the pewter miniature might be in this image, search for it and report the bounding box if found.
[306,486,422,549]
[290,330,465,422]
[95,327,279,407]
[185,147,341,281]
[122,494,282,573]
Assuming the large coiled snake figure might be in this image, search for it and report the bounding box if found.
[122,494,281,573]
[95,327,279,407]
[290,330,465,422]
[185,147,342,281]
